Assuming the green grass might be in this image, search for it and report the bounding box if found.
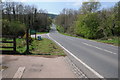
[29,38,65,55]
[37,32,49,34]
[1,37,65,55]
[61,32,74,37]
[16,38,26,53]
[60,32,90,40]
[95,37,120,46]
[0,38,14,50]
[59,32,120,46]
[0,38,26,52]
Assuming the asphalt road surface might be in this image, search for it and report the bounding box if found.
[48,24,118,78]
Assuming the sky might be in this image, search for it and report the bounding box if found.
[2,0,119,14]
[24,2,117,14]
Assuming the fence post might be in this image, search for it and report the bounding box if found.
[13,37,16,52]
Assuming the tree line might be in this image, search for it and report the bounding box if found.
[2,2,52,37]
[55,1,120,39]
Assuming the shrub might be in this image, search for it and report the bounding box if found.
[2,20,26,37]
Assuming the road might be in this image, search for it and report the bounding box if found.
[48,24,118,78]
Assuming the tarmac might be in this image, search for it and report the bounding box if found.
[1,55,76,78]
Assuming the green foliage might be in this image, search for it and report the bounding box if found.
[47,14,57,19]
[2,2,52,35]
[29,38,65,55]
[2,20,26,37]
[96,37,120,46]
[114,21,120,36]
[56,26,64,33]
[81,0,101,14]
[55,1,120,40]
[16,38,26,53]
[32,15,52,32]
[74,15,86,37]
[83,13,100,38]
[74,13,103,39]
[2,19,10,35]
[9,21,26,36]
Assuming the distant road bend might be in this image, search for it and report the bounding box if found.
[48,24,118,78]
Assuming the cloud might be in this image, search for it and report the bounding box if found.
[66,0,86,7]
[21,0,27,2]
[72,2,82,7]
[65,0,84,7]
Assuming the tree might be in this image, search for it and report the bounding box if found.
[2,1,52,54]
[74,13,102,39]
[114,1,120,36]
[2,19,26,37]
[55,8,78,33]
[80,0,101,14]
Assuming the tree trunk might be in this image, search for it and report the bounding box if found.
[13,6,16,20]
[35,32,36,40]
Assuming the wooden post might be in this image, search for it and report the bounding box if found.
[25,14,31,54]
[13,37,16,52]
[26,28,29,54]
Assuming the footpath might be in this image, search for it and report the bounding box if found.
[1,55,76,78]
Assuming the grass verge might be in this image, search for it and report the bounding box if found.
[29,38,65,56]
[1,38,65,56]
[36,32,49,34]
[95,38,120,46]
[59,32,120,46]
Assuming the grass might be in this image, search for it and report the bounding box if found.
[36,32,49,34]
[0,38,26,52]
[29,38,65,55]
[95,37,120,46]
[0,38,14,50]
[16,38,26,53]
[1,37,65,56]
[60,32,91,40]
[61,32,75,37]
[59,32,120,46]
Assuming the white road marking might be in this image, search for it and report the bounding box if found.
[89,40,118,47]
[13,67,25,79]
[47,33,104,78]
[82,42,117,55]
[0,70,2,80]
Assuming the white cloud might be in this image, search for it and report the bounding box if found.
[65,0,84,7]
[72,2,82,7]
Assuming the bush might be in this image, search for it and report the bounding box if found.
[56,26,64,33]
[23,33,33,44]
[2,19,10,35]
[2,20,26,37]
[83,13,100,39]
[74,15,86,37]
[74,13,104,39]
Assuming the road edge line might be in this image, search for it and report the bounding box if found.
[47,33,104,78]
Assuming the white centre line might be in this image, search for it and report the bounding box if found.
[82,42,117,55]
[47,33,104,78]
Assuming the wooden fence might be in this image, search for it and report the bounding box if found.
[0,35,16,54]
